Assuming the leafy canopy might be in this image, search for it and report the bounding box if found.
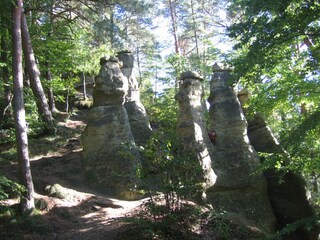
[227,0,320,180]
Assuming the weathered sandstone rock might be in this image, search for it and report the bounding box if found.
[207,64,276,233]
[238,90,318,240]
[92,56,128,107]
[117,50,152,146]
[175,71,217,193]
[82,56,141,200]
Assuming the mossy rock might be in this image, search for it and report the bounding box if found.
[45,184,71,200]
[35,198,55,211]
[74,99,93,109]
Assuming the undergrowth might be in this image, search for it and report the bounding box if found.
[122,200,269,240]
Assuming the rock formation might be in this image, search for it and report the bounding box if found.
[237,89,283,153]
[265,170,319,239]
[82,56,141,200]
[238,90,319,240]
[175,71,217,196]
[117,50,152,146]
[206,64,276,233]
[247,115,284,153]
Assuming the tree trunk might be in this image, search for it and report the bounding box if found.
[168,0,181,90]
[82,72,87,100]
[45,1,57,113]
[199,0,207,79]
[12,0,35,214]
[136,47,143,86]
[168,0,179,55]
[21,11,54,131]
[65,86,70,113]
[44,61,56,112]
[0,29,13,120]
[110,7,115,48]
[190,0,199,57]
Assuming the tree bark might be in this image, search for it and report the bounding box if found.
[0,29,12,120]
[136,47,143,86]
[44,61,57,112]
[12,0,35,214]
[65,86,70,112]
[167,0,181,90]
[82,72,87,100]
[110,5,115,48]
[21,10,54,131]
[168,0,179,55]
[45,1,57,113]
[190,0,199,57]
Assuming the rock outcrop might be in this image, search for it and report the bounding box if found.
[117,50,152,146]
[238,90,319,240]
[247,115,283,153]
[206,64,276,233]
[175,71,217,196]
[237,90,283,153]
[265,169,318,240]
[82,56,141,200]
[92,56,128,107]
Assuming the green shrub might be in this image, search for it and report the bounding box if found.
[0,148,17,165]
[0,176,25,201]
[123,202,202,240]
[142,129,204,213]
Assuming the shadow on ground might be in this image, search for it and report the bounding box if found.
[0,150,148,240]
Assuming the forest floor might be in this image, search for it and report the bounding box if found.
[0,109,274,240]
[0,109,152,240]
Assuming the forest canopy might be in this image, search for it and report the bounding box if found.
[228,0,320,180]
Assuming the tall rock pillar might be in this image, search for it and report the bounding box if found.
[175,71,217,196]
[117,50,152,146]
[207,64,276,232]
[82,56,141,200]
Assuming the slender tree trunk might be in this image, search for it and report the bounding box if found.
[44,61,56,112]
[110,7,115,48]
[65,86,70,113]
[154,68,158,101]
[190,0,199,57]
[168,0,179,55]
[23,65,30,87]
[136,47,143,86]
[200,0,209,79]
[45,1,57,113]
[21,11,54,131]
[1,29,13,120]
[124,15,129,49]
[12,0,35,214]
[82,72,87,100]
[168,0,182,92]
[168,0,181,90]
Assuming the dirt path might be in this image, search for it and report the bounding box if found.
[0,110,149,240]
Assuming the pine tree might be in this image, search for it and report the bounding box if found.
[12,0,35,214]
